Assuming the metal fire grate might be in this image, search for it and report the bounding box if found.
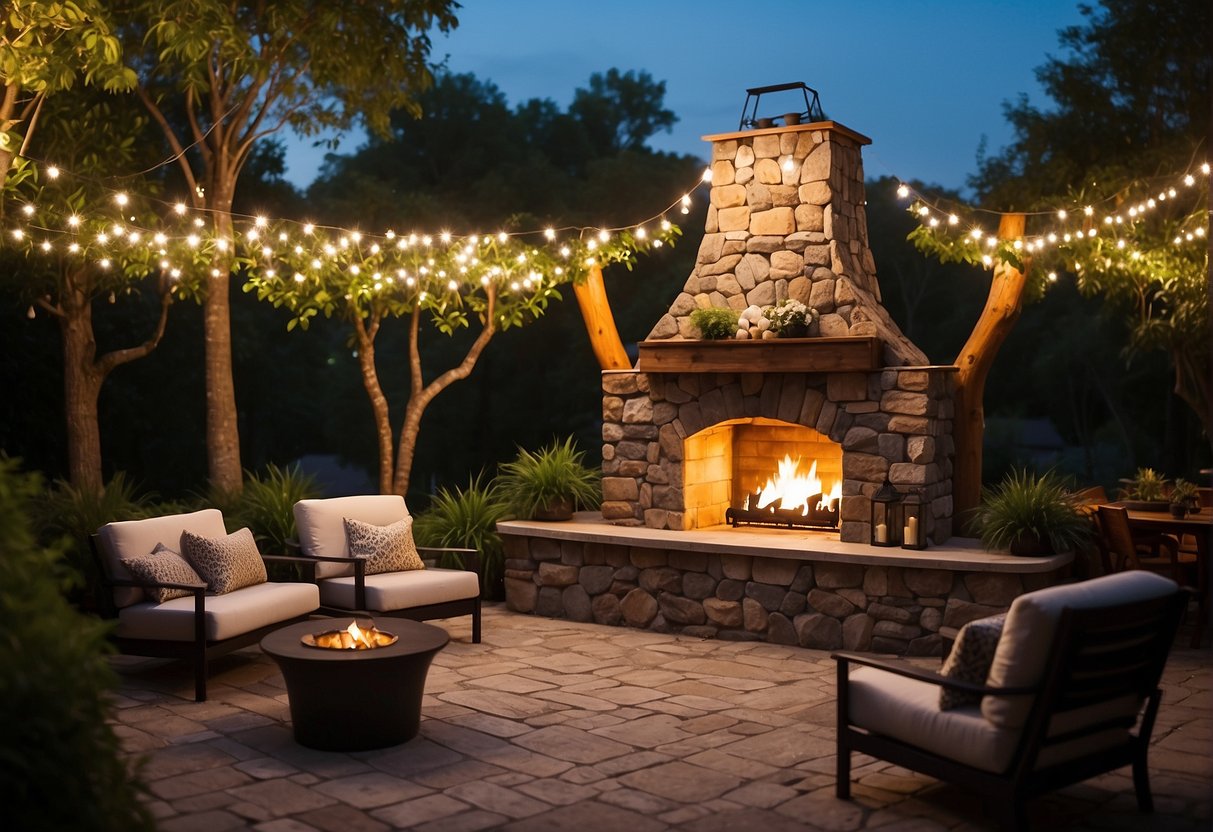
[725,494,839,530]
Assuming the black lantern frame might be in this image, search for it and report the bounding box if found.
[870,478,902,547]
[901,490,927,550]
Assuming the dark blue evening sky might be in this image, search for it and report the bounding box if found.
[281,1,1087,193]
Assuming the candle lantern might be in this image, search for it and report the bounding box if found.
[901,490,927,550]
[870,478,902,547]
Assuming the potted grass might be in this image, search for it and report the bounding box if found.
[973,469,1094,556]
[1121,467,1169,511]
[496,437,601,521]
[1168,479,1198,519]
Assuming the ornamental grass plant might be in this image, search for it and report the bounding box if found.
[496,436,601,520]
[690,307,740,339]
[224,463,322,552]
[973,468,1095,555]
[413,474,509,598]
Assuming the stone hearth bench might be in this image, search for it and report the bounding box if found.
[499,514,1072,656]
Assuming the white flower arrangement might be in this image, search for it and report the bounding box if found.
[764,298,818,335]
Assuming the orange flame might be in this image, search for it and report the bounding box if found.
[747,455,841,514]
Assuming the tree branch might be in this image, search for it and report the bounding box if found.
[136,84,199,199]
[95,284,172,375]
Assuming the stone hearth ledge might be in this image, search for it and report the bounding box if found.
[498,512,1071,574]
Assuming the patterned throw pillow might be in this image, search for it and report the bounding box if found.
[121,543,205,604]
[182,527,267,594]
[939,613,1007,710]
[343,516,425,575]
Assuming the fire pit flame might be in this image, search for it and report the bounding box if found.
[302,620,398,650]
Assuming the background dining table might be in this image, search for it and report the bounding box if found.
[1113,502,1211,648]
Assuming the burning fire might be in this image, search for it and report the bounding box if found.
[307,620,397,650]
[746,455,842,515]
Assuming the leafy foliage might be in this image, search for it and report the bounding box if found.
[690,307,739,339]
[0,456,153,831]
[222,463,322,553]
[496,436,602,519]
[973,468,1095,554]
[1123,467,1167,502]
[413,474,509,598]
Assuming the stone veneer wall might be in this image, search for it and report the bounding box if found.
[602,365,956,542]
[502,535,1059,656]
[648,122,927,368]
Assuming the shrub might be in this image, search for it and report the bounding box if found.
[413,474,509,599]
[495,436,601,519]
[1124,467,1168,502]
[690,307,739,339]
[973,469,1094,555]
[225,463,322,552]
[0,457,153,831]
[31,472,154,610]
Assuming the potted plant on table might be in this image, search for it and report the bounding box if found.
[972,469,1094,556]
[496,436,601,521]
[1121,467,1170,511]
[1168,479,1198,519]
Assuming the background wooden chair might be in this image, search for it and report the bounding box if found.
[834,571,1186,831]
[1095,505,1194,584]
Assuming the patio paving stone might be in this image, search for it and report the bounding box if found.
[110,603,1210,830]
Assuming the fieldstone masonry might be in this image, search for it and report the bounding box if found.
[612,121,956,541]
[502,534,1060,656]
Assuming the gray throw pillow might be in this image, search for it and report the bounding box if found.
[939,613,1007,710]
[343,516,424,575]
[182,527,267,594]
[121,543,205,604]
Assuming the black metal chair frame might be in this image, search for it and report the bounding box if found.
[295,545,483,644]
[834,589,1187,831]
[89,536,318,702]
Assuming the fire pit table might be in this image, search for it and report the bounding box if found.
[260,618,448,751]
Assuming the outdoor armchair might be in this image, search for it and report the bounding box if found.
[834,571,1186,831]
[92,508,320,701]
[292,495,482,642]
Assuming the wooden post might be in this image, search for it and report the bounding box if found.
[952,213,1029,525]
[572,265,631,371]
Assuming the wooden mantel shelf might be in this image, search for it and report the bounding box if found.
[636,336,883,374]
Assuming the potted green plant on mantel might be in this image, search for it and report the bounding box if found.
[689,307,739,340]
[497,437,601,521]
[1121,467,1170,511]
[1168,479,1199,518]
[973,469,1094,556]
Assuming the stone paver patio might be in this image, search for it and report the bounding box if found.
[111,604,1212,831]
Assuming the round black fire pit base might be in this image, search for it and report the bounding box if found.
[261,619,449,751]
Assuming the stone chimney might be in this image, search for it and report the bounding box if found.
[648,121,927,367]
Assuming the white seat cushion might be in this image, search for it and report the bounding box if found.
[319,567,479,612]
[116,581,319,641]
[849,665,1018,773]
[847,665,1136,774]
[983,571,1177,728]
[99,509,228,608]
[294,495,409,578]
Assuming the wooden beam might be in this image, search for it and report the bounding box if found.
[952,213,1029,525]
[637,337,883,374]
[572,265,631,371]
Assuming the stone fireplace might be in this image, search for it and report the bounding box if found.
[601,120,957,544]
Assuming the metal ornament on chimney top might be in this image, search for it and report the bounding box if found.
[738,82,825,130]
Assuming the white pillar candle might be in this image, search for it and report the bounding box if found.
[875,522,888,544]
[904,516,919,546]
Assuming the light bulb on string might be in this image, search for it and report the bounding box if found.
[896,184,910,199]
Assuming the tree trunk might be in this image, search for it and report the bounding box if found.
[572,265,631,370]
[204,203,243,493]
[60,283,105,493]
[392,289,497,497]
[352,313,395,494]
[952,213,1028,522]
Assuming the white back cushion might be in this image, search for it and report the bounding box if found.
[98,509,227,608]
[294,496,410,579]
[983,570,1178,728]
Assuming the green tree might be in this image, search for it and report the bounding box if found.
[114,0,460,493]
[0,0,135,196]
[966,0,1209,442]
[1,92,174,493]
[570,69,677,157]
